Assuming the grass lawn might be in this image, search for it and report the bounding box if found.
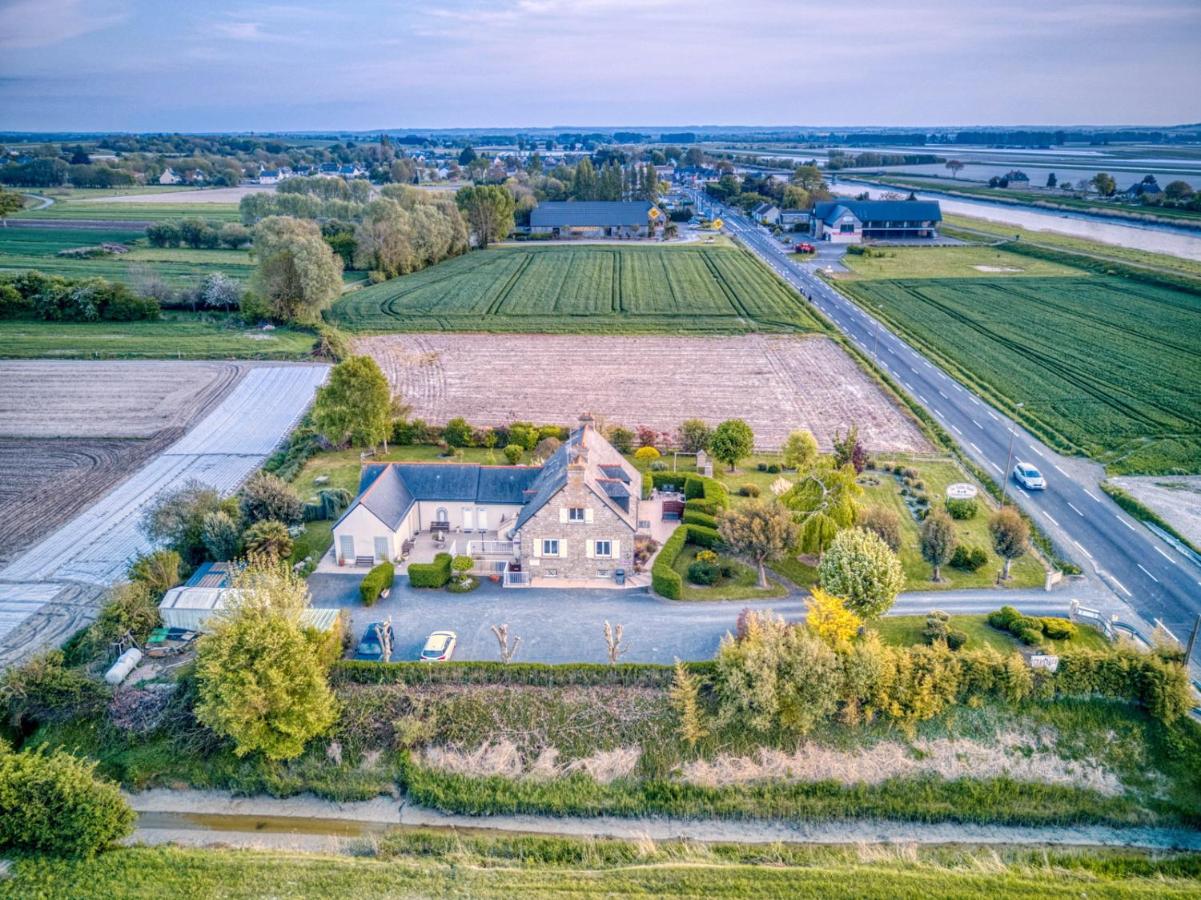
[13,187,242,222]
[5,843,1200,899]
[875,613,1110,654]
[941,212,1201,281]
[0,312,317,359]
[834,245,1201,475]
[670,542,787,601]
[328,243,824,334]
[837,244,1086,280]
[862,457,1046,590]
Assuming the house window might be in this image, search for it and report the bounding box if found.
[594,540,612,558]
[568,507,585,522]
[542,539,559,557]
[597,569,610,579]
[544,568,558,578]
[840,222,855,233]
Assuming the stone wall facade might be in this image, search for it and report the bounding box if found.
[520,467,637,583]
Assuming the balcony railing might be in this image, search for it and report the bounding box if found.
[467,540,520,557]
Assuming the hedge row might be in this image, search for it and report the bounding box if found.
[359,561,394,606]
[681,509,718,529]
[332,659,718,687]
[645,472,730,509]
[651,524,723,600]
[408,552,451,588]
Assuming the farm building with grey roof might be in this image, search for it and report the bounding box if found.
[529,201,657,239]
[810,199,941,243]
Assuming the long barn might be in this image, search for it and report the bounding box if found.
[529,201,656,239]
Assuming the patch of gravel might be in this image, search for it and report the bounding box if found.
[1110,475,1201,547]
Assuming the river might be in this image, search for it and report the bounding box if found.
[834,179,1201,259]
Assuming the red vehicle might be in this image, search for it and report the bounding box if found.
[794,242,815,254]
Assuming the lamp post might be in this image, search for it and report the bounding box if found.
[1001,402,1025,507]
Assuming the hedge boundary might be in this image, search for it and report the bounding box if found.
[408,552,451,588]
[333,659,718,687]
[651,524,722,600]
[359,561,394,606]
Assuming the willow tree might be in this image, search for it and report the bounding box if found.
[781,462,863,556]
[251,215,343,323]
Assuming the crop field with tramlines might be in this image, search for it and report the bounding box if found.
[329,244,824,334]
[837,265,1201,475]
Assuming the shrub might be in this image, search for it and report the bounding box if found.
[360,561,395,606]
[922,610,950,645]
[987,605,1021,631]
[683,476,705,500]
[686,499,720,517]
[648,460,668,471]
[0,651,109,730]
[502,444,524,465]
[858,506,901,552]
[446,577,480,593]
[408,553,452,588]
[650,525,719,599]
[451,555,474,583]
[766,463,781,474]
[738,483,761,497]
[695,549,718,564]
[0,745,135,856]
[757,463,768,472]
[1041,618,1077,640]
[633,446,661,462]
[818,528,905,619]
[946,630,968,651]
[950,545,988,571]
[945,497,978,520]
[242,519,293,561]
[443,417,474,448]
[607,426,634,454]
[687,560,720,585]
[682,509,717,529]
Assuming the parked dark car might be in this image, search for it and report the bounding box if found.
[353,622,395,662]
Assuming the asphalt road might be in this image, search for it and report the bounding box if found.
[689,190,1201,645]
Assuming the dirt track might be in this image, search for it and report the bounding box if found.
[358,333,929,452]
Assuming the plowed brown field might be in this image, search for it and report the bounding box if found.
[357,333,929,452]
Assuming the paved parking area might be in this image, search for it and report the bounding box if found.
[307,573,808,664]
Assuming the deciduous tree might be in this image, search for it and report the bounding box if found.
[454,185,515,247]
[717,500,799,588]
[194,563,337,760]
[920,510,956,582]
[782,463,862,556]
[989,507,1030,580]
[311,355,393,450]
[677,418,712,454]
[250,216,343,323]
[240,471,304,526]
[710,419,754,472]
[817,527,905,619]
[805,587,862,647]
[781,429,818,472]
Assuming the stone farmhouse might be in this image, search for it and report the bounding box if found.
[331,418,645,587]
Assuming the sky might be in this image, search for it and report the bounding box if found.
[1,0,1199,133]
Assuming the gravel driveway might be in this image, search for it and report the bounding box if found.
[308,573,809,664]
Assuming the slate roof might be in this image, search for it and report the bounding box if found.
[812,200,942,226]
[512,429,584,532]
[339,462,541,530]
[599,464,630,483]
[530,201,654,228]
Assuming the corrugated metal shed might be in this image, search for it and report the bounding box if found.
[159,587,339,633]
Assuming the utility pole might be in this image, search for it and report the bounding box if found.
[1186,614,1200,666]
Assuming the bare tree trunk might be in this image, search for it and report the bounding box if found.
[933,564,941,582]
[756,559,768,589]
[1002,557,1012,580]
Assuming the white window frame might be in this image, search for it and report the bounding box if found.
[568,507,586,522]
[542,539,560,557]
[594,539,612,559]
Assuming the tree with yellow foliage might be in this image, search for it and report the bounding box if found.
[805,587,862,647]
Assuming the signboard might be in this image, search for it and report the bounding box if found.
[648,207,661,219]
[946,482,979,501]
[1029,655,1059,672]
[711,218,723,230]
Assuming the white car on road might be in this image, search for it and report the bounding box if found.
[1012,462,1047,491]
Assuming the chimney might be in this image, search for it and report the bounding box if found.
[578,412,594,431]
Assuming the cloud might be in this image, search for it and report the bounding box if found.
[0,0,128,49]
[213,21,265,40]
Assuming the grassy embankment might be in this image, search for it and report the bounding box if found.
[5,840,1201,899]
[869,174,1201,226]
[831,242,1201,475]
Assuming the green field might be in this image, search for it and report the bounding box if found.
[5,842,1199,899]
[836,247,1201,474]
[0,226,255,286]
[13,187,242,223]
[0,312,316,359]
[329,244,824,333]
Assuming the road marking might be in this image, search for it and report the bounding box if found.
[903,381,913,391]
[917,394,929,404]
[1082,488,1101,502]
[1154,546,1176,565]
[971,419,983,429]
[1137,563,1159,584]
[1067,502,1085,517]
[951,424,963,435]
[1029,446,1045,458]
[1072,540,1094,560]
[938,390,948,399]
[987,411,999,421]
[1042,511,1060,527]
[1053,464,1069,476]
[989,460,1003,474]
[969,441,983,454]
[1115,515,1137,532]
[1112,577,1133,597]
[1016,486,1029,497]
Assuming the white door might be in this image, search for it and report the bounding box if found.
[374,537,389,563]
[462,507,475,531]
[475,507,488,532]
[339,535,354,563]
